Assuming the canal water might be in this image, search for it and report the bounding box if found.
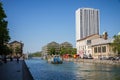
[25,58,120,80]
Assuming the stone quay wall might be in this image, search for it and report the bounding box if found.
[63,58,120,66]
[22,60,34,80]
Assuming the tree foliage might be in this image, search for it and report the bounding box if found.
[0,2,10,55]
[46,41,76,56]
[28,52,42,57]
[47,41,60,55]
[111,35,120,54]
[60,42,75,55]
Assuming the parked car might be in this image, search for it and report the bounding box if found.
[100,57,108,60]
[83,54,88,59]
[83,54,93,59]
[88,57,93,59]
[107,57,115,60]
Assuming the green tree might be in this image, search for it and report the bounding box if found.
[0,2,10,55]
[60,47,66,55]
[1,45,11,55]
[43,41,75,56]
[60,42,73,55]
[47,41,60,55]
[111,35,120,55]
[28,51,42,57]
[71,48,77,55]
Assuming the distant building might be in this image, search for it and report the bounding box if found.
[76,32,117,59]
[60,42,73,48]
[76,34,100,58]
[76,8,100,40]
[75,8,118,59]
[42,41,73,56]
[8,41,24,56]
[42,41,60,55]
[41,45,48,56]
[76,8,100,58]
[91,37,115,59]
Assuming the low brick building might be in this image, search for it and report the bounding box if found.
[8,41,24,57]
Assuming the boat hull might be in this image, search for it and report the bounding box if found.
[51,61,63,64]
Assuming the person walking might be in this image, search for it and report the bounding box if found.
[3,55,7,63]
[10,55,13,61]
[16,55,19,63]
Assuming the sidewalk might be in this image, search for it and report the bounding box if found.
[0,60,33,80]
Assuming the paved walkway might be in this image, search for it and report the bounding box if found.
[0,60,33,80]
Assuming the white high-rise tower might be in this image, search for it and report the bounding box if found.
[76,8,100,40]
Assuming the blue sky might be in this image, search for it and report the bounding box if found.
[2,0,120,53]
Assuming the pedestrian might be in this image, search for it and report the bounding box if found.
[0,55,3,65]
[116,57,119,61]
[16,56,19,63]
[0,59,3,65]
[10,56,13,61]
[3,55,7,63]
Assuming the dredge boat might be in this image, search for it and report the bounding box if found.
[48,55,63,64]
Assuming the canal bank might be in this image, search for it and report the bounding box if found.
[63,58,120,66]
[22,60,34,80]
[0,60,33,80]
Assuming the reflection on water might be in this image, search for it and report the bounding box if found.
[25,58,120,80]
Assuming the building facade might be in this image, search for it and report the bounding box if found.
[76,34,100,58]
[76,32,117,59]
[76,8,100,40]
[8,41,24,56]
[92,37,116,59]
[76,8,100,57]
[75,8,118,59]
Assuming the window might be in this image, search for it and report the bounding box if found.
[94,47,97,53]
[98,47,101,53]
[102,46,106,53]
[87,40,91,45]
